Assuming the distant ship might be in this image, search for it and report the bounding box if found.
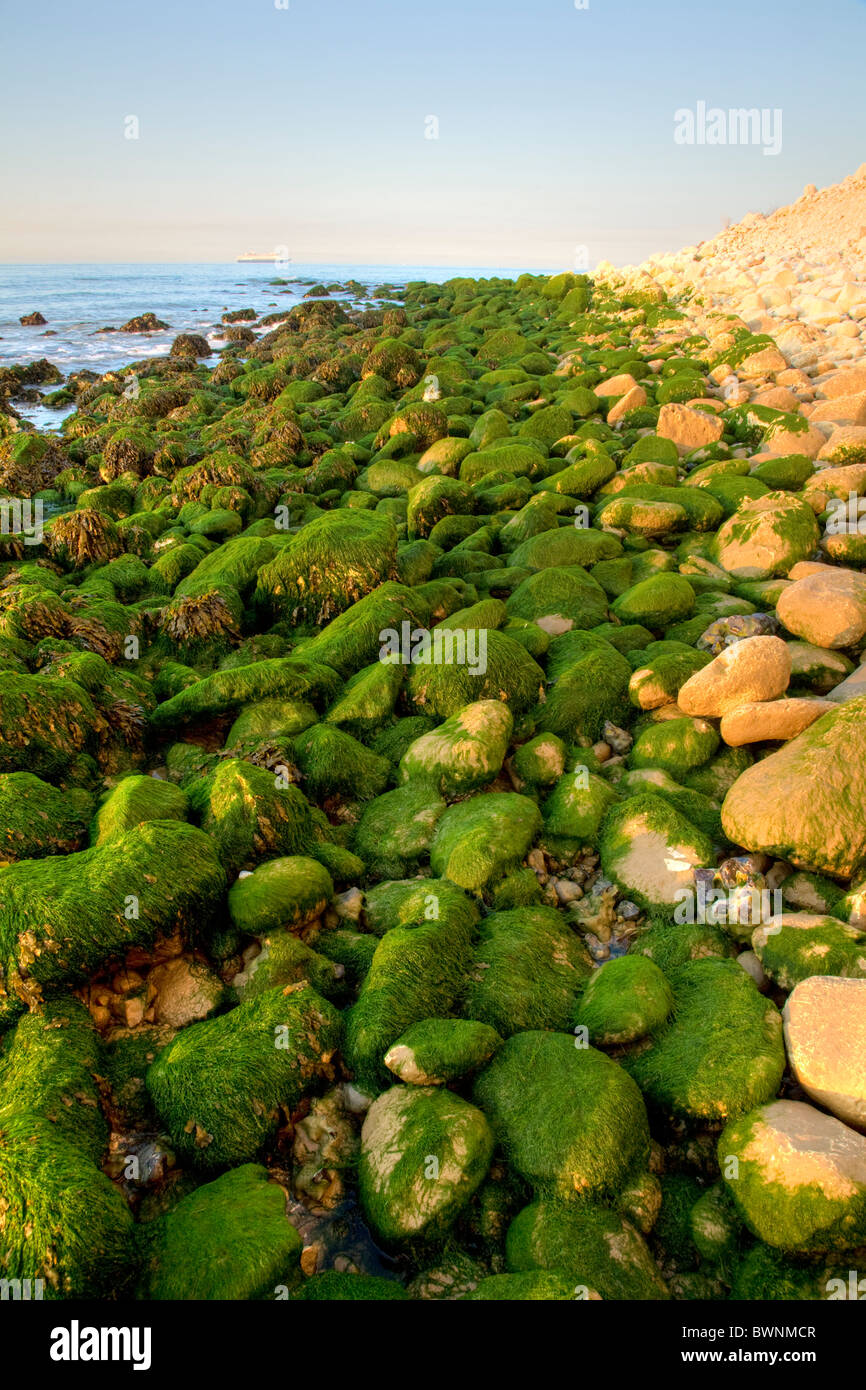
[236,250,289,263]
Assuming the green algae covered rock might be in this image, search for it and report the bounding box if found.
[136,1164,302,1301]
[628,716,719,780]
[228,855,334,934]
[323,660,403,738]
[150,657,340,729]
[358,1084,494,1244]
[0,772,91,860]
[293,1271,408,1300]
[146,982,342,1168]
[226,697,318,749]
[406,628,544,719]
[384,1018,502,1085]
[751,913,866,990]
[291,722,391,803]
[231,930,343,1003]
[506,1197,669,1300]
[0,673,97,776]
[534,637,632,743]
[461,906,592,1036]
[541,768,619,850]
[399,699,512,798]
[504,565,609,632]
[474,1030,649,1202]
[510,732,566,789]
[89,773,188,846]
[0,1109,135,1299]
[254,510,398,625]
[623,959,785,1123]
[629,645,711,710]
[721,696,866,879]
[599,793,716,913]
[430,792,542,891]
[0,997,107,1161]
[353,781,446,880]
[464,1270,583,1300]
[0,821,226,1026]
[712,493,820,579]
[611,573,695,629]
[186,760,317,876]
[345,886,477,1094]
[719,1100,866,1254]
[575,955,674,1046]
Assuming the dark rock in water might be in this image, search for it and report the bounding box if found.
[19,310,46,325]
[222,307,257,323]
[169,332,211,358]
[119,312,170,332]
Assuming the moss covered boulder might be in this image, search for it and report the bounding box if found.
[575,955,674,1046]
[599,793,716,913]
[719,1100,866,1254]
[751,913,866,990]
[344,883,477,1094]
[89,774,188,846]
[255,510,398,626]
[0,772,91,860]
[0,673,97,777]
[146,982,342,1167]
[353,781,446,880]
[611,573,695,630]
[623,960,785,1123]
[228,855,334,934]
[461,906,592,1035]
[398,699,512,799]
[0,1109,135,1299]
[186,760,317,876]
[384,1018,502,1085]
[430,792,542,891]
[0,821,225,1026]
[712,494,820,580]
[358,1085,494,1244]
[136,1164,302,1300]
[474,1031,649,1202]
[506,1198,669,1300]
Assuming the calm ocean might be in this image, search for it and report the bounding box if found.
[0,262,546,375]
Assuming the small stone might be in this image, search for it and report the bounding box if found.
[737,950,769,991]
[554,878,583,905]
[335,887,364,922]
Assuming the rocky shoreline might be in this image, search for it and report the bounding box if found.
[1,246,865,1302]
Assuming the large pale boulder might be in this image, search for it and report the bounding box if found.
[776,570,866,649]
[722,696,866,877]
[712,494,820,579]
[657,403,723,454]
[783,977,866,1130]
[678,636,791,718]
[719,697,833,746]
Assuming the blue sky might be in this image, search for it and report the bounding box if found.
[1,0,864,266]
